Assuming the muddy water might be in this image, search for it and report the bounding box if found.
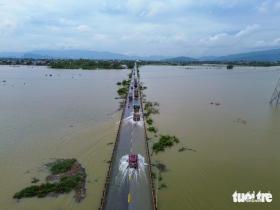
[141,65,280,210]
[0,65,127,210]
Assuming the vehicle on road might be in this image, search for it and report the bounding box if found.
[133,102,140,112]
[128,154,138,169]
[134,89,139,98]
[129,93,133,101]
[133,112,141,121]
[134,79,138,88]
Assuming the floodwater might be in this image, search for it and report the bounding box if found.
[141,65,280,210]
[0,65,128,210]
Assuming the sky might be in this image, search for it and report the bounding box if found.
[0,0,280,57]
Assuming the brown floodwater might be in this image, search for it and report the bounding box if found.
[0,65,128,210]
[141,65,280,210]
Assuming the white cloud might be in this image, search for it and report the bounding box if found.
[0,0,279,56]
[76,24,91,33]
[252,38,280,49]
[274,38,280,44]
[235,24,260,37]
[209,33,228,42]
[257,0,280,13]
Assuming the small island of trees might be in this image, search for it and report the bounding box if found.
[13,159,86,202]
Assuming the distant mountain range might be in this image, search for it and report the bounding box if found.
[0,48,280,62]
[163,56,197,62]
[206,48,280,62]
[162,48,280,62]
[0,50,169,61]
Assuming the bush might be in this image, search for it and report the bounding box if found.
[121,79,130,87]
[152,135,180,153]
[147,126,157,133]
[13,175,83,199]
[117,87,128,97]
[144,101,159,116]
[14,186,40,199]
[49,159,76,174]
[146,118,153,125]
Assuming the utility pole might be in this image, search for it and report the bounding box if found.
[270,77,280,107]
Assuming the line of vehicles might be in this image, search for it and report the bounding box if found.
[128,70,141,122]
[128,66,141,169]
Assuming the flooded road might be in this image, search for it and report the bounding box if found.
[0,65,127,210]
[103,65,154,210]
[141,65,280,210]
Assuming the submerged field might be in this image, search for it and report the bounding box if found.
[1,64,280,210]
[141,65,280,210]
[0,65,127,210]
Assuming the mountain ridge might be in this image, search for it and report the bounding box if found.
[0,48,280,62]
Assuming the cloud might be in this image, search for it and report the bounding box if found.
[209,33,228,42]
[76,25,91,33]
[235,24,260,37]
[274,38,280,44]
[0,0,279,56]
[253,38,280,48]
[257,0,280,13]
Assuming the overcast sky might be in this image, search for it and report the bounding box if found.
[0,0,280,57]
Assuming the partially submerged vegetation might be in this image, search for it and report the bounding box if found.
[144,101,160,117]
[152,135,180,153]
[142,93,180,154]
[47,158,76,174]
[147,126,158,133]
[146,118,153,125]
[115,70,132,110]
[13,159,86,202]
[117,79,131,99]
[151,162,168,190]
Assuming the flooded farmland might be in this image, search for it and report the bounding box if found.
[141,65,280,210]
[0,65,127,210]
[1,64,280,210]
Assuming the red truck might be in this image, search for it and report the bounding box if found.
[128,154,138,169]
